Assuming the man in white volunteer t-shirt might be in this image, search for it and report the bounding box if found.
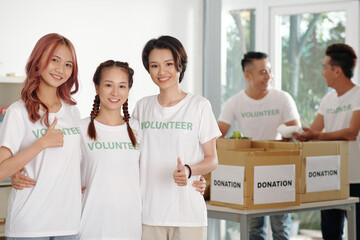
[294,43,360,240]
[218,51,301,240]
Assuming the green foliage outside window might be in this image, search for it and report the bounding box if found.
[222,9,255,105]
[281,13,345,127]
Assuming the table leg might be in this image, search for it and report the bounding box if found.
[240,215,248,240]
[346,203,357,240]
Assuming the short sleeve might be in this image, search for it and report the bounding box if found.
[218,97,236,125]
[353,88,360,111]
[132,101,140,121]
[0,106,26,155]
[129,118,141,144]
[317,94,329,116]
[73,105,81,121]
[198,99,222,144]
[281,92,300,123]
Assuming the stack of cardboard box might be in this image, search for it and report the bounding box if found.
[252,140,349,203]
[209,139,349,210]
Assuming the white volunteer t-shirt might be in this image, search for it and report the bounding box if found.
[133,93,221,227]
[218,88,300,140]
[0,100,81,238]
[317,85,360,183]
[79,117,141,240]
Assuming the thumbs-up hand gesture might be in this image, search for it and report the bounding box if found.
[42,117,64,148]
[173,157,190,186]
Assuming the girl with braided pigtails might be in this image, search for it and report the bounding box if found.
[78,60,141,240]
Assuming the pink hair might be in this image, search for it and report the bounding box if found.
[21,33,79,126]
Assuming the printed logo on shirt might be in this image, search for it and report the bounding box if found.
[326,104,352,114]
[141,121,193,131]
[87,141,139,151]
[241,109,280,118]
[32,127,80,138]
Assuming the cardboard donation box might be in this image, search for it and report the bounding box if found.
[216,138,252,150]
[203,138,252,200]
[210,139,300,210]
[251,141,349,203]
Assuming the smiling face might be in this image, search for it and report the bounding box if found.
[39,44,73,89]
[148,48,180,91]
[244,58,272,94]
[322,56,338,88]
[95,67,130,113]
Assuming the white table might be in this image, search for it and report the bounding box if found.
[207,197,359,240]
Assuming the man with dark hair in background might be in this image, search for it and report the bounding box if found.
[295,43,360,240]
[218,52,301,240]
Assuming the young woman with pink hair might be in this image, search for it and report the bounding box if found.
[0,33,82,240]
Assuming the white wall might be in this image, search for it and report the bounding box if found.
[0,0,203,117]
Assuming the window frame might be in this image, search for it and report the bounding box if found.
[204,0,360,118]
[269,0,360,89]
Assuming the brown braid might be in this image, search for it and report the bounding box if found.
[122,99,137,147]
[87,94,100,140]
